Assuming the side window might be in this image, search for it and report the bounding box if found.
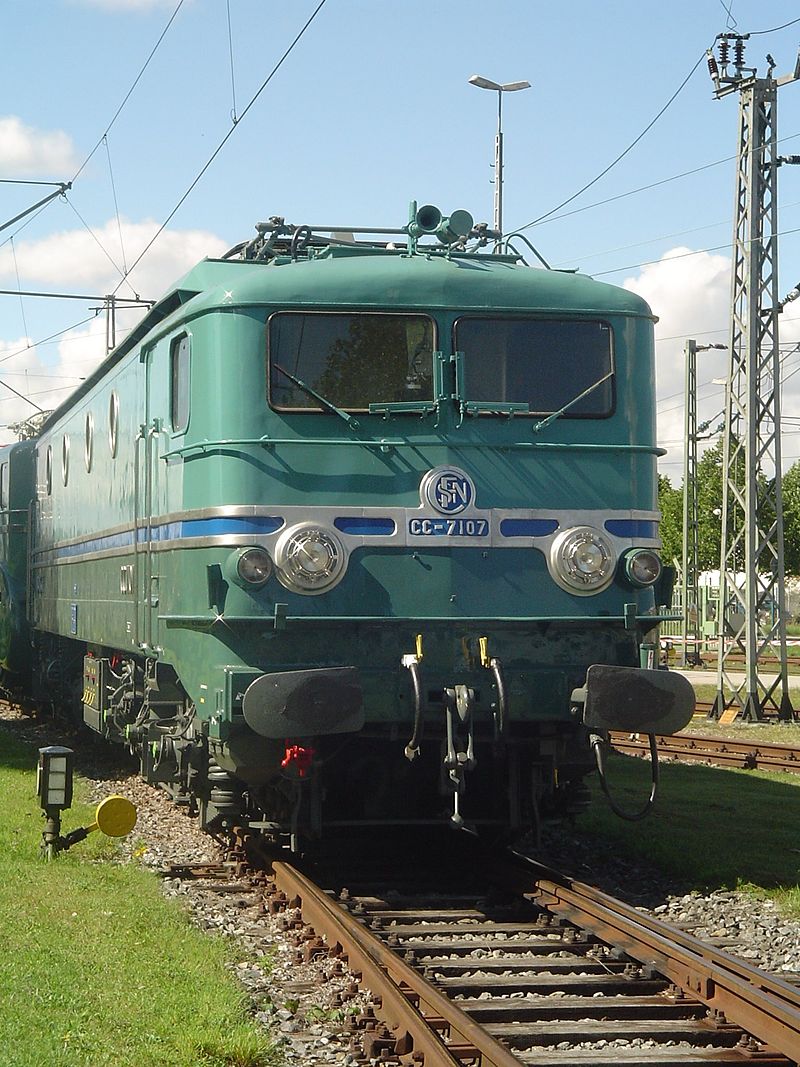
[109,391,119,458]
[62,434,70,487]
[85,412,94,472]
[0,462,7,509]
[45,446,53,495]
[171,334,191,433]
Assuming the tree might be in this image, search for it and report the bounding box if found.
[782,460,800,577]
[657,475,682,565]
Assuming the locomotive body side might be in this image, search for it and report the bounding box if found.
[13,232,690,841]
[0,439,35,678]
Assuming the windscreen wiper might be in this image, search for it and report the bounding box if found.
[532,370,613,434]
[272,363,360,429]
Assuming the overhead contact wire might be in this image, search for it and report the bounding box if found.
[115,0,330,293]
[71,0,186,184]
[513,50,707,233]
[226,0,238,123]
[104,135,129,276]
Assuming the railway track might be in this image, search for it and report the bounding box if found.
[181,831,800,1066]
[610,730,800,773]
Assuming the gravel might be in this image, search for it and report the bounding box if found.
[534,825,800,976]
[6,702,800,1067]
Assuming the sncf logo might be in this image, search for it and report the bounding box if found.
[421,467,476,515]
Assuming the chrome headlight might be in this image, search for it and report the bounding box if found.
[274,523,347,594]
[550,526,616,595]
[623,548,662,587]
[226,547,273,588]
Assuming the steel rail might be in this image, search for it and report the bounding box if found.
[268,858,522,1067]
[503,852,800,1062]
[610,730,800,772]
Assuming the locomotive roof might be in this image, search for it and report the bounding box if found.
[178,249,654,319]
[38,242,653,433]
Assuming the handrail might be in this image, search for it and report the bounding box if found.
[162,436,666,458]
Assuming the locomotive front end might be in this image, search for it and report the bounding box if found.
[24,206,693,850]
[154,219,693,841]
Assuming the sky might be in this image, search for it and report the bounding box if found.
[2,0,800,481]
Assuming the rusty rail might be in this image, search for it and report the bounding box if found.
[611,730,800,773]
[267,858,522,1067]
[504,852,800,1063]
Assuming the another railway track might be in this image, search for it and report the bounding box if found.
[185,831,800,1066]
[610,730,800,774]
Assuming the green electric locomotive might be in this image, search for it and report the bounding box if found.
[0,203,693,846]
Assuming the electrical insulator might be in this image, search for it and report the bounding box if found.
[707,53,719,79]
[734,37,745,69]
[718,39,729,67]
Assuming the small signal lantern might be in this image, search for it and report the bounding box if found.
[37,745,74,811]
[37,746,75,861]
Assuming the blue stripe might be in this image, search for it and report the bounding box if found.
[55,530,136,558]
[604,519,659,539]
[334,517,396,536]
[39,515,284,561]
[180,516,283,537]
[499,518,559,537]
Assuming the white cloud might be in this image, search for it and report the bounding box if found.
[0,116,78,178]
[0,218,227,438]
[0,218,228,303]
[0,330,89,441]
[624,247,731,482]
[624,247,800,479]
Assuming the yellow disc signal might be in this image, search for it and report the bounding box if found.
[94,795,137,838]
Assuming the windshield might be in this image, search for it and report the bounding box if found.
[268,312,435,411]
[454,317,614,417]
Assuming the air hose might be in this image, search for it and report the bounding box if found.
[403,658,424,761]
[590,732,659,821]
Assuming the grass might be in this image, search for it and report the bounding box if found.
[575,750,800,917]
[0,728,279,1067]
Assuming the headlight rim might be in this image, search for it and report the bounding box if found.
[549,525,617,596]
[225,546,273,589]
[623,547,663,588]
[274,521,348,596]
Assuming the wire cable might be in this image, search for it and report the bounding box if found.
[113,0,329,293]
[226,0,238,124]
[104,135,128,276]
[9,239,28,340]
[513,50,707,233]
[71,0,186,184]
[592,222,800,277]
[750,16,800,35]
[0,315,98,368]
[63,196,139,299]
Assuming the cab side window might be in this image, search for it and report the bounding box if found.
[170,334,191,433]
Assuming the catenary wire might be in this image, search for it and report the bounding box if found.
[70,0,186,184]
[0,315,98,368]
[63,196,139,299]
[513,15,800,237]
[104,136,128,276]
[113,0,329,294]
[226,0,238,124]
[512,50,707,233]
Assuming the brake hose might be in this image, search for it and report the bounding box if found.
[590,732,659,821]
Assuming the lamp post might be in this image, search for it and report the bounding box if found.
[468,74,531,238]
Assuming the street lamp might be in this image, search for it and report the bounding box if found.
[468,74,531,238]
